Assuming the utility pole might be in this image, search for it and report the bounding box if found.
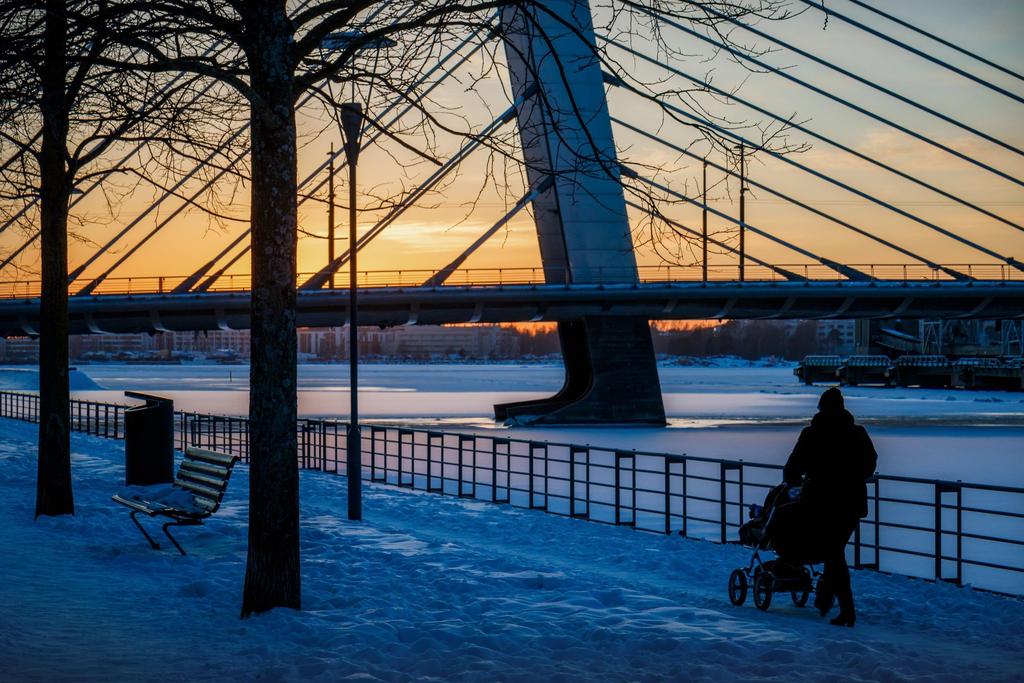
[341,103,363,521]
[737,144,747,282]
[327,145,335,290]
[702,157,708,283]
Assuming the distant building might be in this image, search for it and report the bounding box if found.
[307,325,519,360]
[380,325,518,359]
[1,336,39,362]
[816,321,855,354]
[70,333,153,358]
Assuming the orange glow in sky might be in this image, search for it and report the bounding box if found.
[2,1,1022,288]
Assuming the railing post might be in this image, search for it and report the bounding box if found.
[491,438,510,503]
[528,443,547,509]
[371,427,385,482]
[427,433,443,493]
[664,455,685,535]
[615,451,622,525]
[720,462,742,543]
[934,483,942,582]
[664,457,671,535]
[935,481,963,585]
[871,477,880,570]
[458,435,476,497]
[614,451,635,527]
[570,446,589,518]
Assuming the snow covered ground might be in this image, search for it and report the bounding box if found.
[1,418,1022,682]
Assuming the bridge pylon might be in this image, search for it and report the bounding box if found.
[494,1,665,425]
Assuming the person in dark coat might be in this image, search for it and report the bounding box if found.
[783,387,877,627]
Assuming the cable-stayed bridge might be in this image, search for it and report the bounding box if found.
[2,0,1022,422]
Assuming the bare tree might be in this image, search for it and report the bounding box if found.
[57,0,799,616]
[0,0,246,518]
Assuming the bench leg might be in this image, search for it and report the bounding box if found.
[162,522,188,556]
[130,511,161,550]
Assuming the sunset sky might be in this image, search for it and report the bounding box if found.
[2,0,1022,289]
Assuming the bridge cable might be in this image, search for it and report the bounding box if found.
[622,198,806,281]
[0,30,249,239]
[300,94,529,291]
[843,0,1024,84]
[671,0,1024,157]
[622,166,871,281]
[194,238,251,293]
[798,0,1024,104]
[422,176,555,288]
[621,0,1024,184]
[74,143,251,295]
[182,20,498,292]
[1,72,222,240]
[612,116,967,280]
[66,123,251,289]
[0,232,37,273]
[0,132,40,173]
[603,36,1024,235]
[66,0,389,289]
[603,73,1024,271]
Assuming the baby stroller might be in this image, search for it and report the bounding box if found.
[728,482,825,611]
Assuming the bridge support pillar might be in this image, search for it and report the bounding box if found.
[496,0,665,425]
[496,317,665,425]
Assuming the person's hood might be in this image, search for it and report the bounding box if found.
[811,408,855,428]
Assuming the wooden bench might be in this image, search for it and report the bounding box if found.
[113,446,239,555]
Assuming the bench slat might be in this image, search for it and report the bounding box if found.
[175,479,223,502]
[177,469,227,491]
[179,459,230,479]
[185,446,237,467]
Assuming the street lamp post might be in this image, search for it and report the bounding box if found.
[341,102,363,521]
[316,29,394,522]
[327,145,336,290]
[735,144,747,282]
[702,157,708,283]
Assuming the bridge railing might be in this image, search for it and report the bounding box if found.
[1,391,1020,596]
[0,263,1019,299]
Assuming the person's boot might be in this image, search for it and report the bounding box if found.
[830,593,856,627]
[814,576,834,617]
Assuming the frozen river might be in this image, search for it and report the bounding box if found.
[2,362,1022,485]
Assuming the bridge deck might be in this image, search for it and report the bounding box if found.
[1,278,1021,336]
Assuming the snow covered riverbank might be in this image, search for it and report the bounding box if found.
[1,418,1021,681]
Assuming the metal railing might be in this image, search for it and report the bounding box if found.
[0,390,128,439]
[0,263,1019,299]
[2,391,1021,596]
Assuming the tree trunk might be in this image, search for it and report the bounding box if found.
[240,0,301,617]
[35,0,73,518]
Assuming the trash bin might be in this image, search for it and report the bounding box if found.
[123,391,174,486]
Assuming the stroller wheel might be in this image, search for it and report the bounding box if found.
[753,572,774,611]
[728,569,748,606]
